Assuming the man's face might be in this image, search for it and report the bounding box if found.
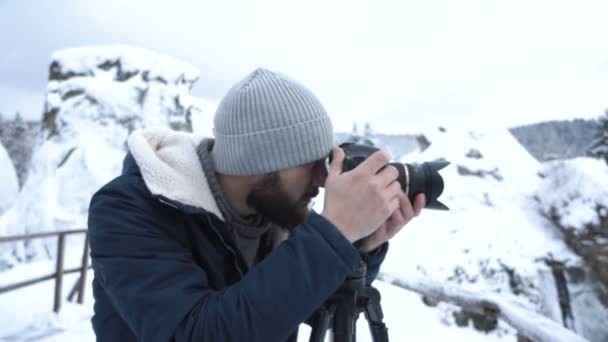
[246,160,327,230]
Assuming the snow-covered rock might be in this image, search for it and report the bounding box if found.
[44,45,200,135]
[0,45,207,267]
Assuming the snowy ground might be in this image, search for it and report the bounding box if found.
[0,262,94,341]
[0,261,513,342]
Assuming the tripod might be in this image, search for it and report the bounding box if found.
[308,261,389,342]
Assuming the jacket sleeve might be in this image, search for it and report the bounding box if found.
[88,183,362,342]
[363,242,389,285]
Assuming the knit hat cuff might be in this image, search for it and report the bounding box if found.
[212,115,333,175]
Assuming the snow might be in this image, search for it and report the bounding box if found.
[0,142,19,215]
[0,46,604,341]
[0,259,94,341]
[535,157,608,230]
[358,123,578,287]
[0,260,517,342]
[378,273,588,342]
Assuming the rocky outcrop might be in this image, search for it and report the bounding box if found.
[43,45,200,137]
[0,45,205,268]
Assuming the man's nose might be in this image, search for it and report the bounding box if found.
[311,160,328,188]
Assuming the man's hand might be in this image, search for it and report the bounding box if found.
[321,146,404,243]
[360,192,425,253]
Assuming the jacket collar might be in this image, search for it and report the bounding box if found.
[126,127,224,220]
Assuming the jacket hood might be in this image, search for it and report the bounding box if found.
[127,127,223,220]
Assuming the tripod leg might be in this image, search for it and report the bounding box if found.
[367,320,388,342]
[363,287,389,342]
[332,298,359,342]
[309,306,332,342]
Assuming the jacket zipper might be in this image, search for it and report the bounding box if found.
[157,197,245,278]
[158,197,179,209]
[205,214,245,278]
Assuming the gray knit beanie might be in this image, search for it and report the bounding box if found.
[211,68,334,175]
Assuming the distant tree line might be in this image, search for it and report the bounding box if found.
[346,121,377,146]
[509,118,599,162]
[0,113,41,188]
[587,109,608,164]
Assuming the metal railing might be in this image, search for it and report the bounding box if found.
[0,229,89,313]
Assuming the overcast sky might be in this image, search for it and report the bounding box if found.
[1,0,607,133]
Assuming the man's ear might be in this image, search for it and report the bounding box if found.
[312,160,328,188]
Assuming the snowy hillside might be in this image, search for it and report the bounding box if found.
[0,45,209,268]
[375,124,606,341]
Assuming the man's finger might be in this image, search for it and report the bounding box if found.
[356,149,391,175]
[413,193,426,216]
[328,146,344,178]
[399,193,414,221]
[389,203,407,235]
[376,164,400,188]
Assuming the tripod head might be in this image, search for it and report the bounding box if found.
[343,260,367,292]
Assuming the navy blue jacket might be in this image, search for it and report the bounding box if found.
[88,150,388,342]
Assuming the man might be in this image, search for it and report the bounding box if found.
[88,67,425,342]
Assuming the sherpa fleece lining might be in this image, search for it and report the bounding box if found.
[127,127,223,220]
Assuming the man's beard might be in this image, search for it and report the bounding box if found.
[246,173,319,231]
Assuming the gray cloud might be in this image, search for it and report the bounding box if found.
[1,0,607,129]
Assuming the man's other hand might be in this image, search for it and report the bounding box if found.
[360,193,425,253]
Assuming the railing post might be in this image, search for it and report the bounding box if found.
[54,233,66,313]
[0,229,88,310]
[77,233,90,304]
